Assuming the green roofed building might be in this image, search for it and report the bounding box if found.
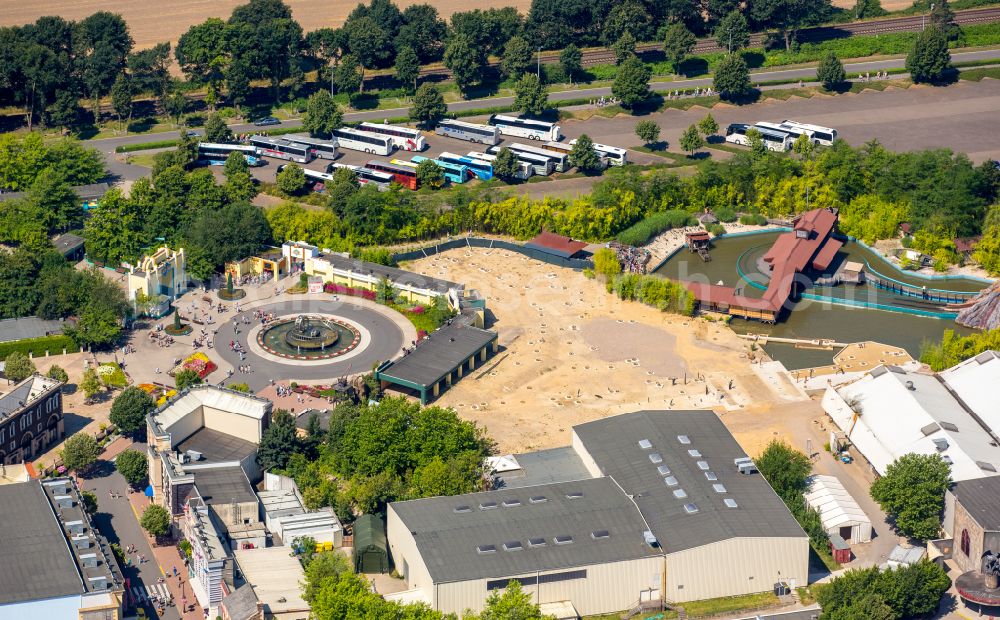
[354,513,389,574]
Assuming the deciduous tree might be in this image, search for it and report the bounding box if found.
[698,113,719,137]
[61,433,100,473]
[257,409,299,470]
[635,120,661,146]
[612,55,651,109]
[409,83,447,127]
[115,448,148,487]
[679,124,705,156]
[870,452,951,540]
[416,159,445,189]
[500,36,533,79]
[513,73,548,116]
[110,386,156,435]
[443,35,483,95]
[612,32,637,65]
[560,44,583,84]
[277,164,307,195]
[140,504,171,537]
[715,11,750,52]
[906,26,952,84]
[714,53,752,100]
[4,351,36,382]
[569,134,602,171]
[663,23,696,74]
[394,46,420,92]
[204,113,232,142]
[492,147,520,181]
[817,51,846,89]
[303,90,343,137]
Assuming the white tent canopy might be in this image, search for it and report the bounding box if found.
[804,475,872,544]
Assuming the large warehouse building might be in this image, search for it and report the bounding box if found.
[387,410,808,617]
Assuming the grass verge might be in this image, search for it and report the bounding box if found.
[681,592,781,618]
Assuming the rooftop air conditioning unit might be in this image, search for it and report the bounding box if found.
[186,450,203,461]
[54,495,74,509]
[73,535,92,549]
[905,381,916,390]
[66,520,85,534]
[80,553,98,568]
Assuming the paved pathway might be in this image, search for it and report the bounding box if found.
[85,437,197,620]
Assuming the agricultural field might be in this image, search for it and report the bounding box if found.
[1,0,533,50]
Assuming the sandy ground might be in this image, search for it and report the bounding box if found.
[1,0,532,51]
[402,247,805,454]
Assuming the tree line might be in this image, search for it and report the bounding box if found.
[3,0,965,129]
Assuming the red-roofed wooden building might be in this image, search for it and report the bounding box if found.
[525,231,589,259]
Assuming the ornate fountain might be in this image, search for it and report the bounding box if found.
[284,315,340,351]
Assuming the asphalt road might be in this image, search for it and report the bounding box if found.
[97,48,1000,181]
[87,453,182,620]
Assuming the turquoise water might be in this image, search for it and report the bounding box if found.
[654,231,988,369]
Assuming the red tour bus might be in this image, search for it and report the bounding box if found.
[365,160,418,190]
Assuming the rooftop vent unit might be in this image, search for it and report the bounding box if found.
[664,476,678,487]
[591,530,611,540]
[72,535,91,550]
[713,484,727,493]
[697,461,710,471]
[643,530,660,549]
[529,496,548,504]
[657,465,671,476]
[502,499,522,508]
[904,380,916,390]
[44,480,70,495]
[554,535,574,545]
[503,541,523,551]
[940,421,959,432]
[65,520,85,534]
[566,491,584,500]
[683,503,699,514]
[943,455,954,465]
[186,450,203,461]
[476,544,497,554]
[977,461,997,472]
[932,438,949,452]
[80,553,98,568]
[673,489,688,499]
[87,576,108,590]
[453,505,472,514]
[528,537,546,547]
[649,453,663,464]
[796,229,809,239]
[688,449,702,458]
[724,498,739,508]
[54,495,74,509]
[735,457,758,474]
[638,439,653,450]
[705,471,718,481]
[479,501,498,511]
[677,435,691,445]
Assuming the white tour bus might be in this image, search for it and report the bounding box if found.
[485,145,554,176]
[725,123,792,152]
[781,120,838,146]
[248,136,313,163]
[505,142,571,172]
[196,143,263,166]
[487,114,561,141]
[572,139,629,166]
[330,127,394,156]
[285,134,340,160]
[467,152,533,180]
[542,141,609,169]
[435,119,501,145]
[754,122,814,145]
[358,122,426,151]
[326,162,394,190]
[278,164,335,189]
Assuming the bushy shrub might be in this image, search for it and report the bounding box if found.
[616,210,697,246]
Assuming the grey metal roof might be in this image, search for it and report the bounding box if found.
[497,447,593,489]
[0,482,83,603]
[222,584,260,620]
[0,380,34,420]
[54,232,85,255]
[378,323,497,388]
[175,427,257,465]
[74,183,110,200]
[389,477,658,584]
[0,316,66,343]
[194,466,258,505]
[320,252,461,294]
[573,410,806,553]
[953,475,1000,531]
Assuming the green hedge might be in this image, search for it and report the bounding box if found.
[0,335,78,360]
[116,139,181,153]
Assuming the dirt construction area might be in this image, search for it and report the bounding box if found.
[403,247,817,454]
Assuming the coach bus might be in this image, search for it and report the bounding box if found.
[327,162,395,191]
[725,123,792,152]
[541,141,609,170]
[366,160,419,190]
[248,136,313,163]
[358,122,426,151]
[410,155,471,184]
[485,145,554,176]
[437,152,493,180]
[754,122,814,145]
[781,120,838,146]
[571,139,629,166]
[197,143,263,166]
[467,152,533,180]
[331,127,394,156]
[277,164,336,192]
[487,114,561,142]
[435,119,501,145]
[505,142,570,172]
[285,134,340,160]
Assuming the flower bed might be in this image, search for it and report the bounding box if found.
[324,282,376,301]
[138,382,177,406]
[182,352,217,379]
[97,363,129,388]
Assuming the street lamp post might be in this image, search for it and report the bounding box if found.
[923,3,935,30]
[537,48,542,79]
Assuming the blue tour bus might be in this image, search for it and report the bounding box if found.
[410,155,471,184]
[436,151,493,180]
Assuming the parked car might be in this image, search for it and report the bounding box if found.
[253,116,281,126]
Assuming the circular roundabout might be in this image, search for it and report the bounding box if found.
[214,298,409,389]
